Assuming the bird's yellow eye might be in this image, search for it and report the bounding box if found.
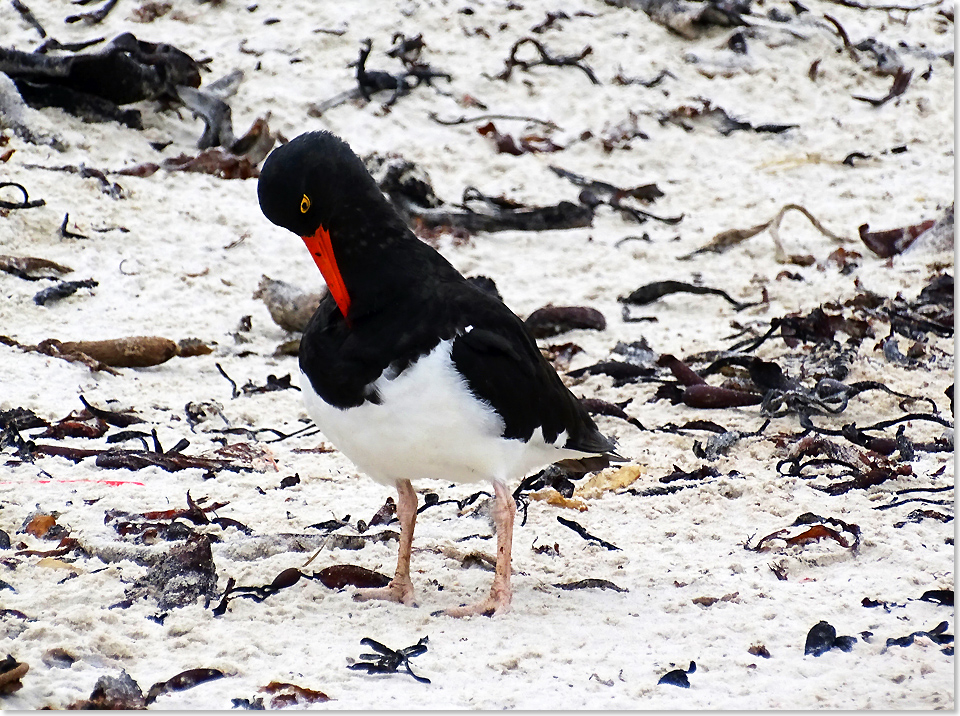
[300,194,311,213]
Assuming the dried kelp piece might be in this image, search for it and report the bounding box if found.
[777,436,913,495]
[657,661,696,688]
[620,280,757,311]
[2,33,202,126]
[0,182,45,210]
[580,398,645,430]
[693,420,768,459]
[805,621,857,656]
[50,336,177,367]
[0,254,71,281]
[37,405,106,439]
[683,203,844,263]
[525,305,606,337]
[655,354,763,409]
[751,512,861,551]
[477,121,564,155]
[366,152,593,234]
[259,681,331,707]
[557,516,620,550]
[919,589,954,606]
[660,99,796,136]
[33,279,97,306]
[348,637,431,684]
[763,376,935,418]
[412,197,593,234]
[253,275,324,333]
[77,396,143,427]
[884,621,953,652]
[568,361,654,386]
[550,165,680,224]
[683,385,763,409]
[241,374,298,395]
[66,0,119,25]
[160,149,260,179]
[22,162,124,198]
[309,37,450,115]
[11,0,45,37]
[853,67,913,106]
[859,216,937,257]
[0,407,48,431]
[554,578,627,592]
[495,37,599,84]
[66,670,145,709]
[893,509,953,528]
[607,0,748,37]
[145,668,224,705]
[318,564,391,590]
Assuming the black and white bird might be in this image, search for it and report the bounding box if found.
[257,131,619,616]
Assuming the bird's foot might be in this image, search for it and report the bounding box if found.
[441,592,511,618]
[353,578,416,606]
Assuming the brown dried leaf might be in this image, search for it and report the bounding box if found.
[259,681,331,707]
[0,254,72,279]
[24,514,57,538]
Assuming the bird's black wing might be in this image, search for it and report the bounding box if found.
[447,290,616,455]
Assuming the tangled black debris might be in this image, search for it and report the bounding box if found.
[348,637,431,684]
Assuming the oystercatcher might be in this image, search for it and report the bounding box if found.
[257,131,619,616]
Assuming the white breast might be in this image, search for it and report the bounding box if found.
[299,339,588,486]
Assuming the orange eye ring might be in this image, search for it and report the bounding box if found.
[300,194,311,213]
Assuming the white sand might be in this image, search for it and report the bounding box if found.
[0,0,953,709]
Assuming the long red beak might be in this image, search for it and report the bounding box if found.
[301,225,352,327]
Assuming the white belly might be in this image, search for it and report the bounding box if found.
[299,339,587,486]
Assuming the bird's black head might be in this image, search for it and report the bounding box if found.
[257,130,377,238]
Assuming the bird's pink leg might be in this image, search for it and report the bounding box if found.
[354,478,417,606]
[445,479,515,617]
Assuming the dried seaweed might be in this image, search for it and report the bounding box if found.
[557,516,620,550]
[884,621,952,653]
[349,637,431,684]
[554,578,627,592]
[683,203,844,262]
[258,681,331,707]
[805,621,857,656]
[853,67,913,106]
[0,254,72,280]
[145,668,224,706]
[33,279,97,306]
[549,165,680,224]
[525,305,606,337]
[11,0,45,38]
[657,661,696,688]
[580,398,646,430]
[859,216,937,257]
[308,37,450,115]
[0,182,45,210]
[366,153,594,234]
[620,280,756,310]
[477,121,563,155]
[750,512,861,551]
[1,33,202,127]
[495,37,599,84]
[660,99,796,136]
